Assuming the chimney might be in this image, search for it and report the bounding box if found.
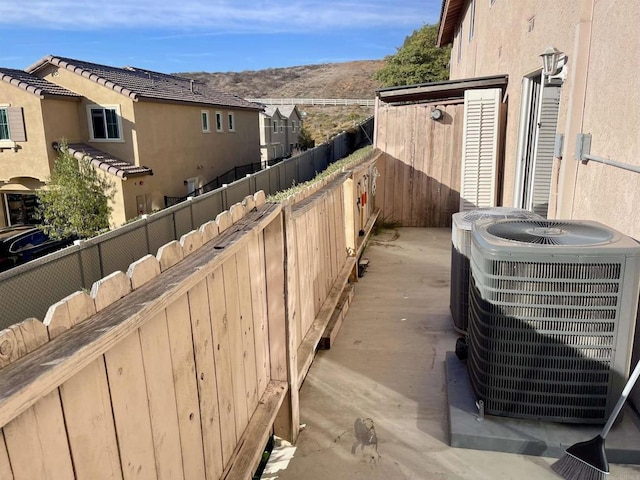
[190,79,194,93]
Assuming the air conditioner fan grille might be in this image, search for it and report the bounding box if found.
[486,220,614,245]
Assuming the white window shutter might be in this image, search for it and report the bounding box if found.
[530,84,561,217]
[7,107,26,142]
[460,88,502,212]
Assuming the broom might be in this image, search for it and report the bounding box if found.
[551,357,640,479]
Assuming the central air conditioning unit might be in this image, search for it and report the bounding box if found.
[468,219,640,424]
[450,208,542,334]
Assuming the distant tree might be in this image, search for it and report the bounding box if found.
[37,141,115,239]
[374,23,451,87]
[298,125,315,150]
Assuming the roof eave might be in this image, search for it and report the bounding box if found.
[437,0,465,47]
[376,74,509,104]
[26,55,139,101]
[136,95,262,111]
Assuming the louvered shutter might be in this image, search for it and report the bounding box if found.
[529,84,561,217]
[7,107,26,142]
[460,88,502,212]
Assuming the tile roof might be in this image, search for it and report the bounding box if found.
[65,143,153,179]
[0,68,80,99]
[27,55,261,111]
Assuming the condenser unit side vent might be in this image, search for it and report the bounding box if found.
[450,208,542,334]
[467,219,640,424]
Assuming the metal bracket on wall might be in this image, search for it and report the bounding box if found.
[576,132,640,174]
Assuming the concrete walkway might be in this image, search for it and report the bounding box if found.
[274,228,640,480]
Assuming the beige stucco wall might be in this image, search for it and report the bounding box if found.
[0,85,52,181]
[37,64,140,164]
[134,101,260,206]
[448,0,640,238]
[447,0,640,409]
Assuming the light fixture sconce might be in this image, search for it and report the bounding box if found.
[430,108,444,121]
[540,46,563,76]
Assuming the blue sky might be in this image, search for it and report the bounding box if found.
[0,1,442,74]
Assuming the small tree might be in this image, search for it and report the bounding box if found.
[298,125,315,150]
[37,141,115,239]
[374,23,451,87]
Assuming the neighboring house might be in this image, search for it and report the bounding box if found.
[0,69,82,225]
[277,105,303,154]
[258,105,303,166]
[0,55,262,227]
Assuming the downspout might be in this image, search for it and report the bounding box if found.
[555,0,595,218]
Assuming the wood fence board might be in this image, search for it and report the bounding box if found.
[139,311,185,480]
[247,234,270,400]
[0,328,24,369]
[45,291,122,480]
[206,267,238,467]
[4,390,75,480]
[330,190,340,282]
[279,206,299,442]
[222,261,249,437]
[2,320,73,480]
[374,151,387,221]
[235,245,259,413]
[60,358,123,480]
[417,106,431,227]
[104,333,158,480]
[296,214,311,342]
[297,257,356,385]
[311,206,322,320]
[264,215,287,383]
[392,108,406,223]
[401,105,415,226]
[188,280,224,479]
[221,381,288,480]
[0,430,13,480]
[165,295,207,480]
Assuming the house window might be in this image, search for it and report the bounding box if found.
[227,112,235,132]
[469,0,476,41]
[215,111,223,132]
[201,110,210,133]
[88,105,122,141]
[292,121,296,132]
[280,122,284,133]
[0,109,9,140]
[273,120,278,133]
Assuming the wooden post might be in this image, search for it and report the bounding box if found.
[264,206,299,443]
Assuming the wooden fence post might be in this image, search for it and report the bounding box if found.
[264,205,299,443]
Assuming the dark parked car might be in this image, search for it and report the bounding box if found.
[0,225,75,272]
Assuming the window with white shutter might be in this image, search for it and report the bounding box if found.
[460,88,502,212]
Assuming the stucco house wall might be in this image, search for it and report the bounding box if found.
[444,0,640,238]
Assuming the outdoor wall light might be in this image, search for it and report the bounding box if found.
[540,46,563,76]
[430,108,444,121]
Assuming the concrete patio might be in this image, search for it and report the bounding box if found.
[273,227,640,480]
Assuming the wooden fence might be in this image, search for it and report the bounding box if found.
[374,101,464,227]
[0,152,380,480]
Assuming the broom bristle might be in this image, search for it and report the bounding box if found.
[551,454,607,480]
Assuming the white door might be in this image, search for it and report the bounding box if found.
[514,75,562,217]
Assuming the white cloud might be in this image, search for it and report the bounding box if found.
[0,0,437,31]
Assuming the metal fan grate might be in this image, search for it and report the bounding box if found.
[486,220,615,246]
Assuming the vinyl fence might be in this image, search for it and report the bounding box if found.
[0,151,380,480]
[0,117,374,329]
